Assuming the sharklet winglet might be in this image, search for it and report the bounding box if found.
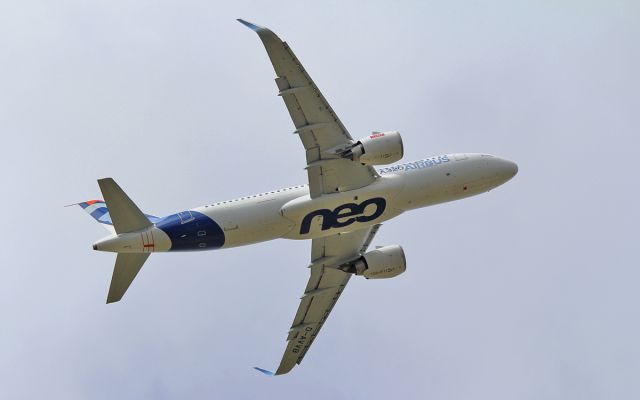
[237,19,263,32]
[253,367,275,376]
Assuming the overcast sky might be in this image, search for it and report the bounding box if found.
[1,1,639,399]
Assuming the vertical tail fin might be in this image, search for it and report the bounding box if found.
[72,200,114,231]
[72,200,160,229]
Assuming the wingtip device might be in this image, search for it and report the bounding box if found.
[253,367,275,376]
[237,19,262,32]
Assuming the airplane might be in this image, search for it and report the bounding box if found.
[73,19,518,376]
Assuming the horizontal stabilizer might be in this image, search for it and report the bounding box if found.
[98,178,152,234]
[107,253,150,303]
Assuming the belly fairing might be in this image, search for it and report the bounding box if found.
[281,175,405,239]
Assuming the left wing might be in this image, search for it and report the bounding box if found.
[257,224,382,376]
[238,19,378,198]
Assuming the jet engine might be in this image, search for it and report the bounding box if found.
[338,245,406,279]
[341,131,404,165]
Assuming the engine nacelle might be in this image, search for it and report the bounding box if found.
[349,131,404,165]
[338,245,406,279]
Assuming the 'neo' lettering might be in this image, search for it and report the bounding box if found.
[299,197,386,234]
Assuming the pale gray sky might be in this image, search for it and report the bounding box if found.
[1,1,639,399]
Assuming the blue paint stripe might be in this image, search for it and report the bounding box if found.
[90,207,108,219]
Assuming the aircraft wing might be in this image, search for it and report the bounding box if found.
[238,19,378,198]
[259,224,382,376]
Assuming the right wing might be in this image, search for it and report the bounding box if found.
[238,19,378,197]
[263,224,382,376]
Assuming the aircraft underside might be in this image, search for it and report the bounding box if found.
[74,19,518,376]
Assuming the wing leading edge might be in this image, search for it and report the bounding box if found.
[238,19,378,197]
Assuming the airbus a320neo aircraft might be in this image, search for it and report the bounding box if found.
[74,20,518,376]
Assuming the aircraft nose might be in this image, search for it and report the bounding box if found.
[484,156,518,183]
[483,157,517,188]
[502,159,518,179]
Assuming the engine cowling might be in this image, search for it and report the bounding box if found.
[338,245,406,279]
[349,131,404,165]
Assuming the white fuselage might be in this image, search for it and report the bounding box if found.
[93,153,517,253]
